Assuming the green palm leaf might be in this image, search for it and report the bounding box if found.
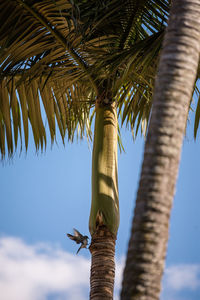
[4,0,197,159]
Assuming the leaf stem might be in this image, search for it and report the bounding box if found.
[17,0,98,95]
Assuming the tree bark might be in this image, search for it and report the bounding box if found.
[90,226,116,300]
[121,0,200,299]
[89,101,119,299]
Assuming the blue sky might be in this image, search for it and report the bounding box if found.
[0,110,200,300]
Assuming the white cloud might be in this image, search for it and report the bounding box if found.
[164,264,200,290]
[0,236,199,300]
[114,256,124,300]
[161,264,200,300]
[0,236,90,300]
[0,236,123,300]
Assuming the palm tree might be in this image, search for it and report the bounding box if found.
[1,0,200,299]
[0,1,170,298]
[121,0,200,299]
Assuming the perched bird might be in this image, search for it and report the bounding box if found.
[67,228,89,254]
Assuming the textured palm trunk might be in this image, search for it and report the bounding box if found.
[121,0,200,299]
[90,226,116,300]
[89,101,119,300]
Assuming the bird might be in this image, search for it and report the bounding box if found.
[67,228,89,254]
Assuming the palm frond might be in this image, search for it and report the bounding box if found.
[3,0,193,159]
[0,76,94,158]
[72,0,168,138]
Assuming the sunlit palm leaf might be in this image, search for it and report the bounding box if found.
[0,76,93,157]
[4,0,199,159]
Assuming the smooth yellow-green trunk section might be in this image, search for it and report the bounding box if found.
[89,103,119,236]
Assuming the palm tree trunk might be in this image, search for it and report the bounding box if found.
[121,0,200,299]
[90,226,116,299]
[89,101,119,299]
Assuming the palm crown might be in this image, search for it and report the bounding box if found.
[1,0,199,159]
